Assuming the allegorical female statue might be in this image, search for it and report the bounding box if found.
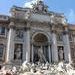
[14,45,22,60]
[58,47,64,61]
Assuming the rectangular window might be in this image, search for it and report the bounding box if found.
[0,27,5,35]
[0,44,4,60]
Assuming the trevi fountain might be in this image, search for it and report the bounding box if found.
[0,0,75,75]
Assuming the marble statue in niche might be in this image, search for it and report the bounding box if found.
[58,47,64,61]
[14,44,22,60]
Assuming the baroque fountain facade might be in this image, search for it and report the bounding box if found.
[0,0,75,75]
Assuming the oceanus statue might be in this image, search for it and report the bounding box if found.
[38,48,47,63]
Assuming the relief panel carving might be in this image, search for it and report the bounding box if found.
[15,29,24,41]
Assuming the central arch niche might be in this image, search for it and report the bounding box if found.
[31,33,49,63]
[33,33,48,45]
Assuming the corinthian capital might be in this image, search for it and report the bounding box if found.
[51,25,57,33]
[9,21,15,28]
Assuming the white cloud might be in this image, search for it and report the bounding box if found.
[65,9,75,24]
[23,0,43,8]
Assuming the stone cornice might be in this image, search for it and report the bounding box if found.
[10,8,65,25]
[51,30,57,33]
[10,5,30,12]
[32,41,49,46]
[63,31,69,35]
[10,17,27,23]
[24,27,30,31]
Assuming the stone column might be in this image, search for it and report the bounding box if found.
[23,31,26,62]
[23,23,30,62]
[26,27,30,62]
[63,26,71,63]
[48,43,51,63]
[51,30,58,63]
[6,22,15,63]
[31,44,34,62]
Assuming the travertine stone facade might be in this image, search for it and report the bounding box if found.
[0,1,74,65]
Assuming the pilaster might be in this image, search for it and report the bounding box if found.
[63,25,71,63]
[51,26,58,63]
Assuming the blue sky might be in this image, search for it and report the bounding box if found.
[0,0,75,24]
